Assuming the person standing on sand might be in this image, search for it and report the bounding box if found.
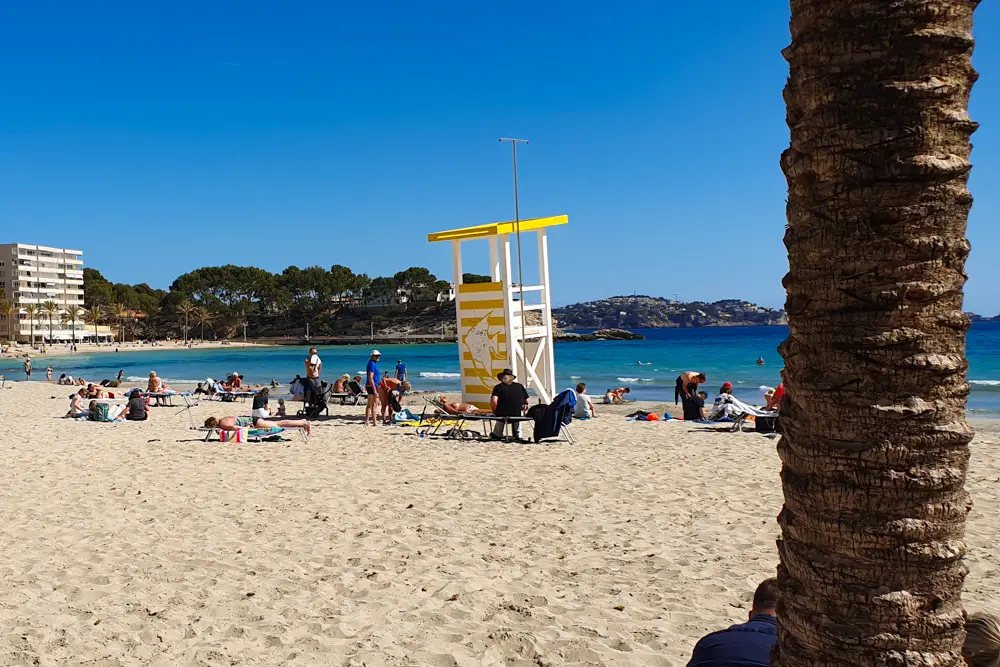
[364,350,381,427]
[674,371,706,405]
[302,347,323,408]
[24,357,31,380]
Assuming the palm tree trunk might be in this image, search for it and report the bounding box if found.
[776,1,978,665]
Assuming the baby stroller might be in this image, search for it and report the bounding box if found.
[290,375,332,418]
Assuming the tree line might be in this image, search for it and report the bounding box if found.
[76,264,490,342]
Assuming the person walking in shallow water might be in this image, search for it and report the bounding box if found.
[24,357,32,380]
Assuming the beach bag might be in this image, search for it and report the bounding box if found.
[220,428,247,443]
[755,415,780,434]
[89,402,111,422]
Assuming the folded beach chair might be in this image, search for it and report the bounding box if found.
[177,393,201,428]
[343,380,365,406]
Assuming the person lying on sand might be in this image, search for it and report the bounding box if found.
[435,396,489,415]
[204,415,312,435]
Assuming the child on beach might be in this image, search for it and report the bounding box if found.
[276,399,286,417]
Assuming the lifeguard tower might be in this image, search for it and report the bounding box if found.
[428,215,567,409]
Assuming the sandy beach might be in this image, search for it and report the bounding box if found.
[1,381,997,666]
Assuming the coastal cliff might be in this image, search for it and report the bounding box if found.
[553,296,787,330]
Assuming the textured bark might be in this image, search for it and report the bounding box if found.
[777,1,978,666]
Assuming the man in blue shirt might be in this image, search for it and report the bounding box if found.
[687,578,777,667]
[395,359,407,382]
[364,350,381,426]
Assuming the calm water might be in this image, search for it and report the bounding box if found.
[5,323,1000,416]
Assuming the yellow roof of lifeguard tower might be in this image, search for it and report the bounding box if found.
[427,215,567,243]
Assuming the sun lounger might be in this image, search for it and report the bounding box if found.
[143,391,178,407]
[421,399,534,440]
[342,380,365,406]
[709,397,777,432]
[198,426,308,443]
[216,391,256,403]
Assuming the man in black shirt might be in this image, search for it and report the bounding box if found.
[490,368,529,440]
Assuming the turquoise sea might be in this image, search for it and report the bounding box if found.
[4,323,1000,417]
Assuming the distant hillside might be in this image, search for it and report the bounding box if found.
[553,296,787,329]
[966,312,1000,322]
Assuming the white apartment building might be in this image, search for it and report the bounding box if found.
[0,243,86,343]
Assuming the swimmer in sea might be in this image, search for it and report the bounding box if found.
[756,356,765,366]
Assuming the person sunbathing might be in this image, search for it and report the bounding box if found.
[333,374,350,393]
[147,371,172,393]
[436,395,489,415]
[223,372,243,391]
[708,382,739,421]
[204,415,312,435]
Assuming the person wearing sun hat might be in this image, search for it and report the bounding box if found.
[707,381,739,421]
[364,350,382,426]
[490,368,529,440]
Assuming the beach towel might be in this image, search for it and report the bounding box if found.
[393,408,419,423]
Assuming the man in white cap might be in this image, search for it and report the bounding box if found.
[364,349,382,426]
[301,347,324,415]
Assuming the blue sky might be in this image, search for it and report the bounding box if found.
[1,1,998,313]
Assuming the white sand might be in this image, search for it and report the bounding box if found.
[1,381,997,666]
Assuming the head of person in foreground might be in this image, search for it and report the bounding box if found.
[686,577,777,667]
[965,612,1000,667]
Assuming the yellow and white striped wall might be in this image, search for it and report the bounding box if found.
[456,282,509,410]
